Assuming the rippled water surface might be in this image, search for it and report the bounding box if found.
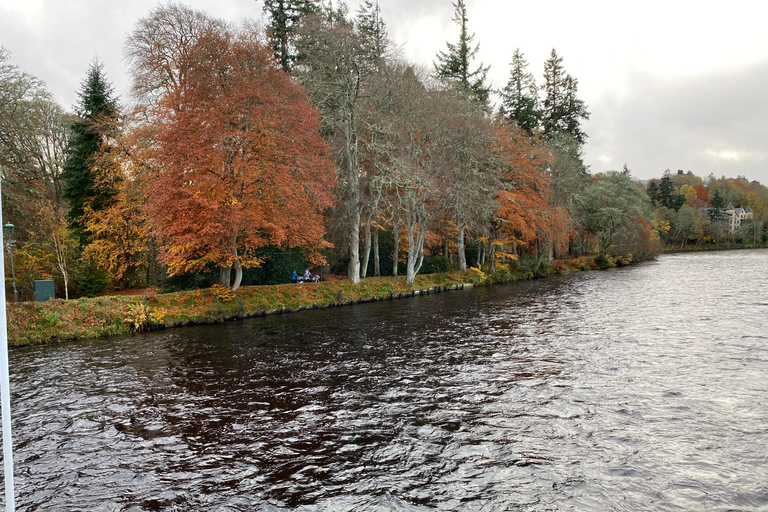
[4,250,768,511]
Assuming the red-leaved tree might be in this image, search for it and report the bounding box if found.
[144,28,336,290]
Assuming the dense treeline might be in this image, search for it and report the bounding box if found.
[2,1,756,300]
[645,169,768,249]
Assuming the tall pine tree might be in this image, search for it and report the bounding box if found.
[500,49,540,133]
[356,0,388,66]
[262,0,320,72]
[433,0,490,107]
[562,75,589,144]
[541,49,589,143]
[61,59,119,246]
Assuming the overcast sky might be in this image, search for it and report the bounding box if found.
[2,0,767,183]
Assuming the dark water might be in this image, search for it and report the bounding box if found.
[4,250,768,511]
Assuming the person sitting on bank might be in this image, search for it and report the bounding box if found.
[303,268,312,282]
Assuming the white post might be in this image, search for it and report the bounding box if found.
[0,183,16,511]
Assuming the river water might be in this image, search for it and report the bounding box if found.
[3,250,768,511]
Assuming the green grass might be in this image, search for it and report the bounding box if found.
[5,260,597,346]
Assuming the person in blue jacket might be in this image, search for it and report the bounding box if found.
[291,270,298,283]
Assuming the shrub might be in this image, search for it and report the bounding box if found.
[421,255,452,274]
[124,302,151,333]
[210,284,236,302]
[468,265,488,285]
[75,260,110,298]
[144,288,158,302]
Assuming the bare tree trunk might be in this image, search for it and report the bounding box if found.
[373,228,380,276]
[231,257,243,291]
[536,238,549,273]
[392,221,399,277]
[348,207,361,283]
[406,223,416,284]
[219,266,232,287]
[457,222,467,272]
[361,219,372,278]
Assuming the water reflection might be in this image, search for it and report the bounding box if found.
[6,250,768,510]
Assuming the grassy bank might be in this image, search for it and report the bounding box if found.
[6,257,599,347]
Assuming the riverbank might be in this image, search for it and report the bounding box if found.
[663,242,767,254]
[6,257,598,346]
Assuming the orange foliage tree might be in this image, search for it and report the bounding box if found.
[493,124,570,269]
[144,29,336,290]
[82,122,152,285]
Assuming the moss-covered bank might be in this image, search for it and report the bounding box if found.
[6,257,599,347]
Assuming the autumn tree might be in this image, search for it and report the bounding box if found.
[81,121,152,285]
[124,3,227,108]
[493,124,568,270]
[433,0,491,107]
[60,59,120,246]
[141,26,335,291]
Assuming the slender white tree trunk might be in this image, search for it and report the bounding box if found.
[373,228,380,276]
[231,256,243,291]
[361,219,371,278]
[406,223,417,285]
[392,221,399,277]
[457,222,467,272]
[219,266,231,287]
[348,208,361,284]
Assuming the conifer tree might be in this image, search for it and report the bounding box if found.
[61,60,119,246]
[709,188,727,221]
[647,180,660,206]
[562,75,590,144]
[500,49,540,133]
[658,171,675,208]
[541,49,589,143]
[262,0,320,72]
[356,0,388,66]
[433,0,490,107]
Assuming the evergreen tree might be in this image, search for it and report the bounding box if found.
[262,0,320,72]
[646,180,660,206]
[709,188,727,221]
[562,75,590,144]
[61,59,119,246]
[658,171,675,208]
[356,0,388,66]
[499,49,540,133]
[541,49,589,143]
[541,49,565,136]
[433,0,491,107]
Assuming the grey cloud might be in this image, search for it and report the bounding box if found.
[584,61,768,183]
